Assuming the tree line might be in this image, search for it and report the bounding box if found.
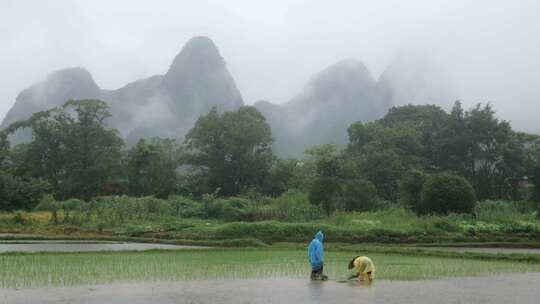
[1,99,539,216]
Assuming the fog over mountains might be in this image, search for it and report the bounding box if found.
[1,37,243,144]
[0,36,451,156]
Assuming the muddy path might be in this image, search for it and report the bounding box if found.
[1,273,539,304]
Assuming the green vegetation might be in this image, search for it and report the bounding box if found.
[342,178,380,212]
[2,200,539,244]
[1,99,540,246]
[0,171,49,211]
[182,106,274,196]
[2,100,124,202]
[1,248,540,288]
[127,138,179,198]
[398,169,427,213]
[419,173,476,215]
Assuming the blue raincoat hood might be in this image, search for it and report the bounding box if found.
[315,231,324,242]
[308,230,325,269]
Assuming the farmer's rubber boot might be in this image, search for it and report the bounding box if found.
[311,274,328,281]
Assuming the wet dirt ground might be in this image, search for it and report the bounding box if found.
[1,273,539,304]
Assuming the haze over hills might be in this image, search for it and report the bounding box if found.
[1,36,244,145]
[378,50,455,109]
[1,36,450,156]
[255,59,390,156]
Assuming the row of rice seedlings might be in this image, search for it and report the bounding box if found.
[1,250,540,288]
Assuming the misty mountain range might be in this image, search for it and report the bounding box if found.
[0,36,450,157]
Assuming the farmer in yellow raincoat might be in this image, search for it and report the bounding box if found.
[347,256,375,281]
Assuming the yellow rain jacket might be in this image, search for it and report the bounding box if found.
[352,256,375,280]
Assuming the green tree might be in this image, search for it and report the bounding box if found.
[399,169,428,213]
[419,173,476,215]
[533,151,540,218]
[348,121,423,164]
[437,101,469,174]
[0,171,49,211]
[127,138,179,198]
[62,100,124,200]
[303,144,344,215]
[492,132,537,200]
[309,176,341,216]
[380,104,449,168]
[262,159,298,197]
[438,102,527,200]
[304,144,342,177]
[344,102,533,204]
[0,132,8,166]
[183,106,274,196]
[341,178,379,211]
[0,131,49,211]
[359,148,406,202]
[5,100,124,200]
[346,120,423,202]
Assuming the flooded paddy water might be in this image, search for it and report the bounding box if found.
[1,242,539,303]
[416,246,540,255]
[2,273,540,304]
[0,242,205,253]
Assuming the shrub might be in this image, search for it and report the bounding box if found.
[341,178,380,211]
[262,159,298,197]
[11,211,27,225]
[34,194,57,211]
[399,169,427,213]
[168,196,204,218]
[60,198,86,224]
[214,221,348,242]
[309,176,341,215]
[0,172,49,211]
[419,173,476,215]
[211,197,250,221]
[431,218,461,232]
[532,164,540,219]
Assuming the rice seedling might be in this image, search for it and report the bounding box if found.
[1,248,539,288]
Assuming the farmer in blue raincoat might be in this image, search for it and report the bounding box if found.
[308,230,328,280]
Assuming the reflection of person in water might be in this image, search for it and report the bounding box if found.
[308,231,328,280]
[347,256,375,282]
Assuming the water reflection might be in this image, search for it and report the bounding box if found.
[0,242,205,253]
[2,274,540,304]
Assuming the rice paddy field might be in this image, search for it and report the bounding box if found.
[1,248,540,288]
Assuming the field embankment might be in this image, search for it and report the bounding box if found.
[1,203,539,245]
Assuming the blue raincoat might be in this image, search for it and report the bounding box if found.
[308,231,324,270]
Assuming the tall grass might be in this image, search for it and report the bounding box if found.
[474,200,537,223]
[2,196,539,243]
[246,192,323,222]
[32,192,324,227]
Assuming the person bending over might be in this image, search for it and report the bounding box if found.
[347,256,375,282]
[308,230,328,280]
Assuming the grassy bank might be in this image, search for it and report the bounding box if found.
[1,248,540,288]
[2,206,539,244]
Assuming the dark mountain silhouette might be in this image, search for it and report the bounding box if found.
[1,36,243,144]
[2,38,447,156]
[1,67,101,129]
[255,59,390,156]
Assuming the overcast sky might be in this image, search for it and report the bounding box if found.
[1,0,539,132]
